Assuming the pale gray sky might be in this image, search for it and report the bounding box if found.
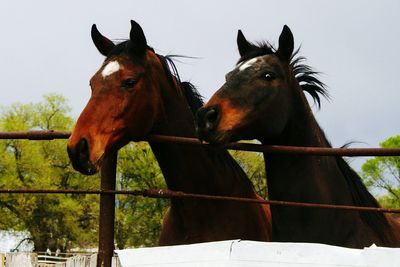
[1,0,399,170]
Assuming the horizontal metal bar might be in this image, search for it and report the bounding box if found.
[1,188,399,214]
[0,131,70,140]
[147,135,400,156]
[0,131,399,156]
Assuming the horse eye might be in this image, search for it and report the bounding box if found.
[264,73,275,81]
[121,78,137,89]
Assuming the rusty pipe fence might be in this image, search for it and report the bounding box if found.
[1,130,400,267]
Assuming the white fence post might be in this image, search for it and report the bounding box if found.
[89,254,97,267]
[65,254,98,267]
[5,253,37,267]
[111,256,121,267]
[0,254,5,267]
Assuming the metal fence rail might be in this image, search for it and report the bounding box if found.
[1,130,400,267]
[1,131,400,156]
[1,188,400,214]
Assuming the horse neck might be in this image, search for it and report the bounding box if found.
[261,82,398,246]
[149,79,254,197]
[262,84,354,204]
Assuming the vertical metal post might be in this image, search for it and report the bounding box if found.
[97,152,117,267]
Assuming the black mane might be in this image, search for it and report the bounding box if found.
[321,134,391,240]
[237,42,328,109]
[156,54,204,115]
[290,50,329,109]
[237,41,275,63]
[337,156,391,240]
[106,40,204,115]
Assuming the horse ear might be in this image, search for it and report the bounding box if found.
[91,24,115,56]
[276,25,294,62]
[129,20,147,56]
[237,30,254,57]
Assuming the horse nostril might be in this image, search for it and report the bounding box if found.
[204,106,220,131]
[196,106,221,142]
[68,137,97,175]
[76,138,90,164]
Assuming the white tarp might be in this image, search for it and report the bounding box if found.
[116,240,400,267]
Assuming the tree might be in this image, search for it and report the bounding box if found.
[115,142,168,248]
[0,94,99,251]
[361,135,400,208]
[230,148,268,199]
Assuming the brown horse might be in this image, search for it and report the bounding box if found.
[196,25,400,248]
[67,21,271,245]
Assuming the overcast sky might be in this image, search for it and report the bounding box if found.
[1,1,399,170]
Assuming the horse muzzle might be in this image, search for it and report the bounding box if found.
[67,137,99,175]
[196,105,231,144]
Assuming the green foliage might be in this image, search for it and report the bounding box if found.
[0,94,99,251]
[361,135,400,208]
[230,149,267,199]
[115,142,168,248]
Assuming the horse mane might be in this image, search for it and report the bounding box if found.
[237,42,329,109]
[238,39,392,240]
[237,41,275,63]
[180,81,204,114]
[106,40,204,115]
[337,157,392,239]
[321,135,392,239]
[290,49,329,109]
[155,54,204,114]
[315,112,392,240]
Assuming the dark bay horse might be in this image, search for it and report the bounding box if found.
[196,25,400,248]
[67,21,271,245]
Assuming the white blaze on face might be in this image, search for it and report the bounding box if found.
[101,61,120,78]
[238,56,263,72]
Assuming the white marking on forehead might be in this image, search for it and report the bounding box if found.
[238,57,261,72]
[101,61,120,78]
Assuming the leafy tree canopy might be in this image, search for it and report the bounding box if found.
[361,135,400,208]
[0,94,99,251]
